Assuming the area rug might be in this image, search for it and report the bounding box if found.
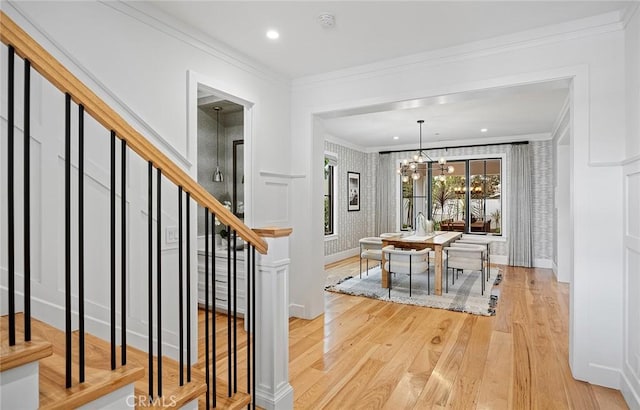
[325,266,501,316]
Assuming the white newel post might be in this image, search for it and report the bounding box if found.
[253,227,294,410]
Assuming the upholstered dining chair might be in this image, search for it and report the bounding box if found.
[359,237,383,278]
[450,240,491,282]
[443,245,486,295]
[456,235,492,277]
[382,245,431,297]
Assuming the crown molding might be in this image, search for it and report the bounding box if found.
[103,1,289,88]
[368,132,551,154]
[621,3,640,29]
[324,135,368,153]
[293,10,625,88]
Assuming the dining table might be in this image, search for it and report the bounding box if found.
[381,231,462,296]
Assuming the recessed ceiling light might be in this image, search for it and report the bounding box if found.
[393,136,399,140]
[480,128,488,133]
[266,30,279,40]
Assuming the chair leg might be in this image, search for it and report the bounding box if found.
[444,256,448,293]
[359,254,362,279]
[409,255,412,297]
[366,259,370,276]
[427,254,430,295]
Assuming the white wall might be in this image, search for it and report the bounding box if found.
[0,0,291,360]
[290,10,627,393]
[622,5,640,408]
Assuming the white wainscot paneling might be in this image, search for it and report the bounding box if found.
[261,179,289,225]
[626,249,640,379]
[628,172,640,238]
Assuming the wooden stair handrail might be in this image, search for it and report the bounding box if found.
[0,11,267,254]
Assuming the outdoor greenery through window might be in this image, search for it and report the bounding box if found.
[324,158,335,235]
[401,158,501,235]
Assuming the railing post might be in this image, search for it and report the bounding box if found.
[252,227,294,410]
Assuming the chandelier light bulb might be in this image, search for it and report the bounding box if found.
[409,163,416,170]
[412,172,420,180]
[448,165,455,173]
[397,168,402,174]
[417,156,424,163]
[403,159,409,165]
[402,175,410,183]
[439,157,446,165]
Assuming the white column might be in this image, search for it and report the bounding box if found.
[254,227,294,410]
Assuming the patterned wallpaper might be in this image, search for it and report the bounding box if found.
[324,141,377,256]
[324,139,554,262]
[530,140,554,260]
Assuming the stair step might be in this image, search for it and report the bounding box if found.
[208,391,251,409]
[114,336,208,409]
[1,314,52,372]
[24,317,144,409]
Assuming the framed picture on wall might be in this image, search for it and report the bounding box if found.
[347,171,360,211]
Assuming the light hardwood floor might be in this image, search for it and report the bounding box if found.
[286,256,628,409]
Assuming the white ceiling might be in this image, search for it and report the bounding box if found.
[143,1,631,149]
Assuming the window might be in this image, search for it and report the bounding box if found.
[400,158,502,235]
[324,156,336,235]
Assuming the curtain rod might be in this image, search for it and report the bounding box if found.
[378,140,528,155]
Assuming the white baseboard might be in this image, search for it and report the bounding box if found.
[324,247,360,265]
[552,261,558,276]
[585,362,623,390]
[490,254,508,265]
[534,258,553,269]
[621,370,640,410]
[288,303,305,318]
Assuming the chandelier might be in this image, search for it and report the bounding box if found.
[397,120,454,182]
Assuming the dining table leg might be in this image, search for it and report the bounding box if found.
[434,244,443,295]
[381,247,389,288]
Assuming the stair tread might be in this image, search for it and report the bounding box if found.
[207,391,252,409]
[1,315,53,371]
[1,313,53,371]
[23,318,144,409]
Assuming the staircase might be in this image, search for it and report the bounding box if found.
[1,10,267,409]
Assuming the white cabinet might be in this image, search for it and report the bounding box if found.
[197,248,246,316]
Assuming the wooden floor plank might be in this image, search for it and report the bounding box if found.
[285,257,629,409]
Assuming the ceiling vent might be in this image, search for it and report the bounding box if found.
[318,13,335,28]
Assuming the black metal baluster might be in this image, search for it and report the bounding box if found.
[157,168,163,397]
[178,187,184,386]
[7,45,15,347]
[78,104,85,383]
[147,161,154,400]
[251,245,256,410]
[186,192,192,383]
[64,93,72,388]
[110,131,116,370]
[233,230,237,393]
[211,213,218,408]
[204,208,210,409]
[121,140,127,365]
[227,225,232,397]
[246,246,251,398]
[23,58,31,342]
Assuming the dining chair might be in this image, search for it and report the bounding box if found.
[382,245,431,297]
[359,237,383,278]
[453,235,492,281]
[443,245,486,295]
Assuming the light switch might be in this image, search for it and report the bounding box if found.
[166,226,178,243]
